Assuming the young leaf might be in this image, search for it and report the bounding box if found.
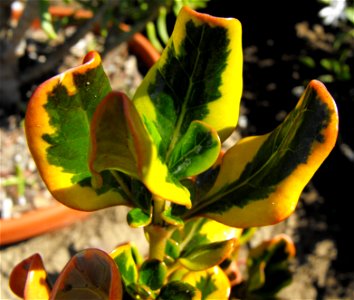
[183,266,231,300]
[9,253,51,299]
[162,207,184,226]
[179,238,236,271]
[110,242,142,287]
[192,218,243,244]
[132,6,242,207]
[167,121,221,179]
[186,80,339,227]
[50,248,122,299]
[165,238,181,262]
[89,92,153,186]
[138,259,167,291]
[25,51,129,211]
[176,218,241,253]
[127,207,152,227]
[89,93,137,179]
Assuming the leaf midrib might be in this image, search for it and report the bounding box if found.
[165,26,206,162]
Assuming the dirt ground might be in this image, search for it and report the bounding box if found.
[1,1,354,299]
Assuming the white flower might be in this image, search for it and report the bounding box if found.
[319,0,347,26]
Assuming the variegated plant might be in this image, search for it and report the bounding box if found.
[11,6,338,300]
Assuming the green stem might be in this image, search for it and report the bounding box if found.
[152,196,165,225]
[145,196,172,260]
[146,224,172,261]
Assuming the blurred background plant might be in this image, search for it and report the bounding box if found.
[0,0,210,112]
[298,0,354,83]
[145,0,209,52]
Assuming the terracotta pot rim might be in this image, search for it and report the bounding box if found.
[0,202,91,246]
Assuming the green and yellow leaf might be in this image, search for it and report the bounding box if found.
[110,242,142,287]
[89,92,152,185]
[25,51,129,211]
[167,121,221,179]
[173,218,241,251]
[187,80,339,227]
[179,238,236,271]
[138,259,167,291]
[50,249,122,299]
[127,207,152,227]
[132,6,242,207]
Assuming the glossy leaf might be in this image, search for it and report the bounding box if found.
[183,266,231,300]
[89,92,155,226]
[25,51,129,211]
[167,121,221,179]
[162,207,184,226]
[132,6,242,207]
[193,218,242,244]
[179,239,236,271]
[127,207,152,227]
[9,253,51,299]
[110,242,142,287]
[89,92,152,186]
[138,259,167,291]
[50,249,122,299]
[165,238,181,262]
[168,267,190,282]
[167,218,240,270]
[157,281,201,300]
[187,80,339,227]
[173,218,241,252]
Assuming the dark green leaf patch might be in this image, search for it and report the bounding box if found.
[78,170,131,200]
[43,66,111,184]
[138,259,167,291]
[127,208,152,228]
[145,20,229,161]
[168,121,220,179]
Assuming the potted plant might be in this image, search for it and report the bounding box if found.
[9,6,338,299]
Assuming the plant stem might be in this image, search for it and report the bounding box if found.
[145,224,172,261]
[152,196,165,225]
[145,196,172,261]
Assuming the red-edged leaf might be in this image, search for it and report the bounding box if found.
[50,249,122,299]
[9,253,51,299]
[89,92,153,186]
